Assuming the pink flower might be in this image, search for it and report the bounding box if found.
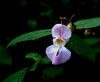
[46,24,72,65]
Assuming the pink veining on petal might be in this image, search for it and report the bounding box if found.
[52,24,72,40]
[61,25,72,39]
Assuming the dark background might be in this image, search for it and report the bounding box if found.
[0,0,99,81]
[1,0,100,44]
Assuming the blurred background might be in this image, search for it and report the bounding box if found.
[0,0,100,44]
[0,0,100,81]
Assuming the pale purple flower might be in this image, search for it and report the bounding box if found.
[52,24,71,39]
[46,24,72,65]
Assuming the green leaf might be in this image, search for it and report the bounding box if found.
[0,45,12,65]
[41,56,51,64]
[25,53,41,62]
[83,38,100,53]
[29,62,39,71]
[43,67,64,79]
[74,17,100,29]
[7,29,51,48]
[83,38,100,46]
[67,34,96,61]
[2,68,28,82]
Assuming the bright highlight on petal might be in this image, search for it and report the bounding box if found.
[46,45,59,60]
[46,45,71,65]
[52,47,71,65]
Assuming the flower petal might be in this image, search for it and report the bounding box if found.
[46,45,59,60]
[52,47,71,65]
[52,24,72,39]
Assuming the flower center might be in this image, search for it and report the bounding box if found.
[56,37,64,45]
[53,37,65,47]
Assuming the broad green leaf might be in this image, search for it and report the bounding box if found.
[41,56,51,64]
[0,45,12,65]
[43,67,64,79]
[7,29,51,48]
[2,68,28,82]
[83,38,100,46]
[74,17,100,29]
[67,34,96,61]
[25,53,41,62]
